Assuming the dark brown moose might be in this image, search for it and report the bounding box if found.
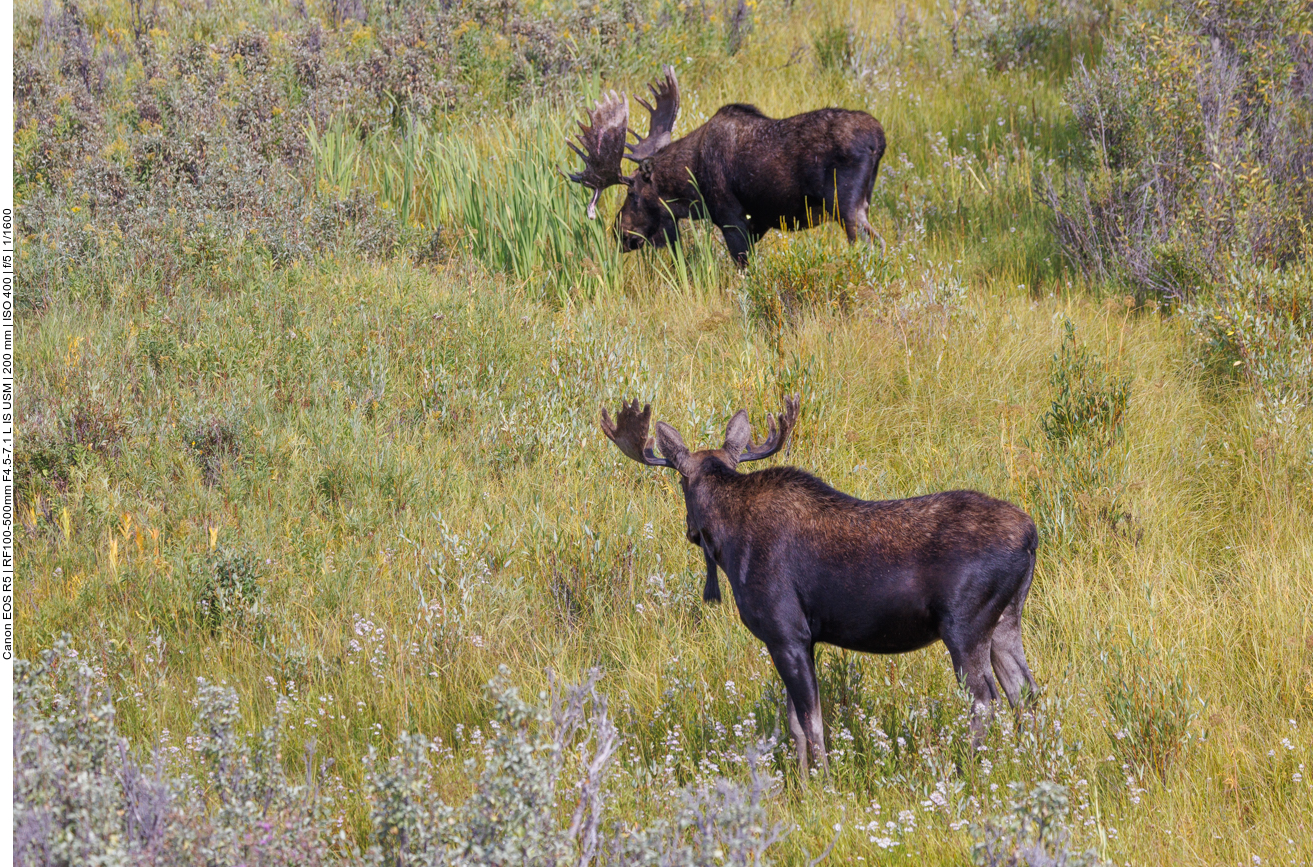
[567,67,887,266]
[600,397,1040,774]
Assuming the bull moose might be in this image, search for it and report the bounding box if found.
[567,67,886,266]
[601,396,1040,774]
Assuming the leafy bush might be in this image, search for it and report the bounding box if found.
[195,547,264,629]
[1047,0,1313,298]
[1187,257,1313,405]
[1041,319,1130,447]
[970,781,1108,867]
[1102,637,1200,781]
[740,236,884,333]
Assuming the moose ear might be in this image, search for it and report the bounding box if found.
[639,157,655,181]
[653,421,690,471]
[723,410,751,458]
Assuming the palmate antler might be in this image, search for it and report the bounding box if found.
[599,399,678,468]
[567,90,630,219]
[566,67,682,217]
[737,395,800,463]
[626,65,680,164]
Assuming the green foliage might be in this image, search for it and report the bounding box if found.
[195,547,263,629]
[1101,636,1200,781]
[1188,257,1313,405]
[1041,320,1130,447]
[13,638,125,867]
[1048,0,1313,297]
[15,394,127,508]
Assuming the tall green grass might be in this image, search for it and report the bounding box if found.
[309,111,625,300]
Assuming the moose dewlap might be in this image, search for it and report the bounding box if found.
[600,397,1040,774]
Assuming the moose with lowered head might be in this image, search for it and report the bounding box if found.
[567,67,886,266]
[601,397,1040,774]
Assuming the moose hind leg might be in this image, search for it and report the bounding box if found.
[990,598,1039,707]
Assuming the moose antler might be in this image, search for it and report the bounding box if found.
[738,395,801,463]
[600,399,678,468]
[625,65,680,163]
[567,90,631,219]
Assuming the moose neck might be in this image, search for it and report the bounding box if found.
[687,459,758,586]
[649,132,707,218]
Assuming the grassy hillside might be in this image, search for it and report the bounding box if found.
[14,0,1313,864]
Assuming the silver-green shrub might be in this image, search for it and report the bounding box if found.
[14,644,806,867]
[970,782,1108,867]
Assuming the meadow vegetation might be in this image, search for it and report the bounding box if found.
[13,0,1313,863]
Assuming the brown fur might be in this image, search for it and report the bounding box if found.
[616,104,887,265]
[602,397,1040,775]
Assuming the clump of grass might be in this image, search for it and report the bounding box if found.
[421,115,622,300]
[813,20,856,71]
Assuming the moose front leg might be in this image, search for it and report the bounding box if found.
[770,643,828,776]
[710,198,764,267]
[718,220,755,267]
